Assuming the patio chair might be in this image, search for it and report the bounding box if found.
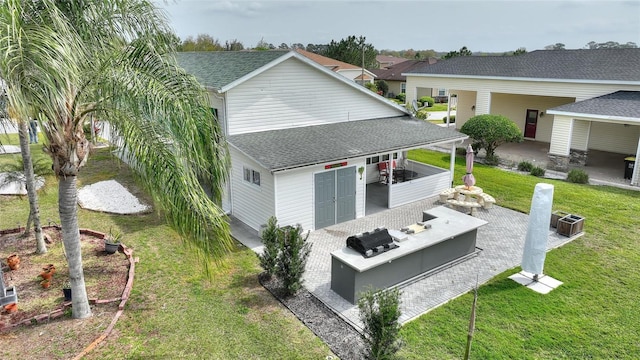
[378,160,397,183]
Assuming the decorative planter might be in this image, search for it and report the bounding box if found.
[41,280,51,289]
[39,271,54,281]
[4,303,18,314]
[63,288,72,302]
[104,241,119,254]
[557,214,585,237]
[550,210,570,228]
[6,254,20,270]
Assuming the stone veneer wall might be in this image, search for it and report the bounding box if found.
[570,149,588,166]
[548,154,570,171]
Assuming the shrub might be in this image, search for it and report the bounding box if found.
[442,115,456,123]
[530,166,546,177]
[485,154,500,166]
[364,82,378,93]
[456,147,467,156]
[418,96,434,107]
[517,161,534,172]
[257,217,279,278]
[358,287,403,360]
[395,93,406,102]
[567,169,589,184]
[375,80,388,96]
[276,224,312,296]
[415,109,429,120]
[460,114,523,158]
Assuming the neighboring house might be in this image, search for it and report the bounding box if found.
[371,58,443,99]
[376,55,409,69]
[404,49,640,185]
[295,49,376,84]
[177,50,466,232]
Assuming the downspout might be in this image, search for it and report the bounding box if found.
[446,93,452,127]
[212,90,233,215]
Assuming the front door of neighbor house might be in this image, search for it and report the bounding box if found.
[524,109,538,138]
[314,167,356,229]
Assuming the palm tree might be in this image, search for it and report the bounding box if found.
[0,92,47,253]
[0,0,232,319]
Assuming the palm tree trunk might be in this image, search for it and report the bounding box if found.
[58,175,92,319]
[17,120,46,253]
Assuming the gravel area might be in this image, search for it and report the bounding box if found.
[77,179,151,214]
[260,273,366,360]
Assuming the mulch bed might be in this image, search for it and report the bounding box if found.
[0,226,131,359]
[259,273,366,360]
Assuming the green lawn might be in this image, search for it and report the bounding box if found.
[401,149,640,359]
[1,135,639,358]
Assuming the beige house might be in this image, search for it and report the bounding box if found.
[404,49,640,185]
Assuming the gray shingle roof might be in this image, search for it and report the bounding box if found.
[176,51,289,90]
[548,91,640,119]
[406,49,640,82]
[228,116,466,171]
[371,60,435,81]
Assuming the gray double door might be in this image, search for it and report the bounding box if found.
[315,167,356,229]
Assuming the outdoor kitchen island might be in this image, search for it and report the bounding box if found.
[331,206,488,303]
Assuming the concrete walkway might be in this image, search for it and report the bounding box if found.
[231,196,581,331]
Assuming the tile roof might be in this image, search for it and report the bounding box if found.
[295,49,361,70]
[228,116,466,171]
[176,50,289,90]
[406,49,640,82]
[376,55,410,66]
[548,91,640,120]
[371,59,437,81]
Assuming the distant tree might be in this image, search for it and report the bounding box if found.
[306,43,327,54]
[585,41,638,49]
[254,38,271,51]
[225,39,244,51]
[179,34,222,51]
[544,43,565,50]
[460,114,523,160]
[512,47,527,55]
[322,35,377,68]
[290,43,305,50]
[278,43,289,49]
[442,46,473,59]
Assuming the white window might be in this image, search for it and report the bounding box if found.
[438,88,446,96]
[243,166,261,186]
[401,83,406,94]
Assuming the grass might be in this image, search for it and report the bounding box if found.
[401,149,640,359]
[2,133,639,358]
[0,135,333,359]
[425,103,452,112]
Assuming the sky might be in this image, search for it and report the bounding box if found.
[155,0,640,53]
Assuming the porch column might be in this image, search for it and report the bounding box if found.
[474,90,491,115]
[569,119,591,166]
[547,115,572,171]
[632,137,640,186]
[450,142,456,186]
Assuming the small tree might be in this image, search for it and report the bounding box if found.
[460,114,523,159]
[276,224,312,296]
[375,80,389,96]
[358,287,403,360]
[257,217,279,278]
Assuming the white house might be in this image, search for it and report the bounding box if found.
[403,49,640,185]
[177,50,466,232]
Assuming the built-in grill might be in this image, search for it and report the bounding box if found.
[346,227,398,258]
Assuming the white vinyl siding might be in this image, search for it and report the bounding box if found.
[226,58,404,135]
[229,148,275,231]
[388,163,449,208]
[275,159,366,231]
[549,116,573,155]
[588,122,640,154]
[571,120,590,151]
